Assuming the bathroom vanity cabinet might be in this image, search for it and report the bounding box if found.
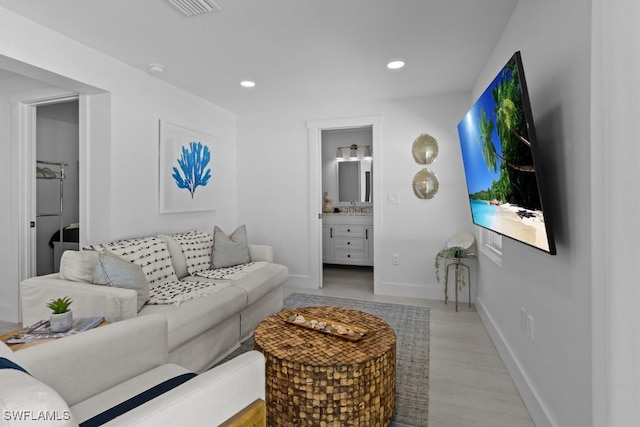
[322,214,373,266]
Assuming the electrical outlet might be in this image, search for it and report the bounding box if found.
[521,308,526,331]
[527,314,534,341]
[392,254,400,265]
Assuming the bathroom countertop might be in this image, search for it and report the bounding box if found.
[322,213,373,225]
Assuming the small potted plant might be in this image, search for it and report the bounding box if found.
[47,296,73,332]
[435,246,468,290]
[435,246,468,282]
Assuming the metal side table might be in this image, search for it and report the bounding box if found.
[444,257,471,312]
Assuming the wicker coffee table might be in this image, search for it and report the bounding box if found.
[253,306,396,426]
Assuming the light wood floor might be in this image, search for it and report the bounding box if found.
[284,265,535,427]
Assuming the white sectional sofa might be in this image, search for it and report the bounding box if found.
[19,229,289,372]
[0,314,266,426]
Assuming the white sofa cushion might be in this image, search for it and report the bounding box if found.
[157,235,189,279]
[70,363,189,424]
[103,351,266,427]
[17,316,169,407]
[59,250,99,283]
[229,263,289,306]
[212,225,250,268]
[140,285,246,352]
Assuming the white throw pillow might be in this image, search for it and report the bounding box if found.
[0,365,76,427]
[158,235,189,279]
[212,225,250,268]
[59,250,99,283]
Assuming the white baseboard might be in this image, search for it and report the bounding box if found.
[475,297,555,427]
[287,276,450,301]
[376,281,444,300]
[285,274,318,289]
[0,301,19,324]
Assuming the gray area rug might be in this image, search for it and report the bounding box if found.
[219,293,430,426]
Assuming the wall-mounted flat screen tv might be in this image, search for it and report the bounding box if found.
[457,51,556,255]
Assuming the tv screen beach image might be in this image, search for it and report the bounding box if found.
[457,52,555,254]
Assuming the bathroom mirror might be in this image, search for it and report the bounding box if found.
[338,159,372,203]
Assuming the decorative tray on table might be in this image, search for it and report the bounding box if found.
[279,309,370,342]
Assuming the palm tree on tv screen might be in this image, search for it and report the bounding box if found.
[479,109,498,172]
[476,56,541,209]
[480,109,535,176]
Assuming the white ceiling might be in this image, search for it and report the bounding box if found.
[0,0,519,114]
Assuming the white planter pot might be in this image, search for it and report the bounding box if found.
[50,311,73,332]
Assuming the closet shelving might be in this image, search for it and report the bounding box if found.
[36,160,66,249]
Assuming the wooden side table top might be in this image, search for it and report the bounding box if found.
[254,306,396,365]
[0,320,109,351]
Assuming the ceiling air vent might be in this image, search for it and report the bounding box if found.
[166,0,221,17]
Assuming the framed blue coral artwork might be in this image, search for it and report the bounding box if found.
[159,120,216,213]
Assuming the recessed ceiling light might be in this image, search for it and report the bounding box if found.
[387,60,405,70]
[148,63,165,73]
[240,80,256,88]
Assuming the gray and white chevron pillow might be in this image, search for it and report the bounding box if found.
[93,250,149,311]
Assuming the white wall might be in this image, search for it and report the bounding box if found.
[0,76,55,322]
[591,1,640,425]
[0,7,237,323]
[237,94,473,300]
[471,0,592,426]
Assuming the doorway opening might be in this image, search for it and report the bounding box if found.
[307,116,381,292]
[35,100,80,275]
[321,127,373,292]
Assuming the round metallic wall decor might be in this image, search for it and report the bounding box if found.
[412,168,439,199]
[411,133,439,164]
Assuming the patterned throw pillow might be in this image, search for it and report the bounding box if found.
[211,225,250,268]
[169,231,213,275]
[101,237,178,287]
[93,251,149,312]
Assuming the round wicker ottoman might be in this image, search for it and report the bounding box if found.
[253,306,396,427]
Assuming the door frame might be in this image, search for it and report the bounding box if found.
[307,116,382,291]
[11,88,80,280]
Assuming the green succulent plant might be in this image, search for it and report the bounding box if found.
[47,296,73,314]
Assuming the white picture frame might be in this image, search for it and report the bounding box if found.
[159,120,216,213]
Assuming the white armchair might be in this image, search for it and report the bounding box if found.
[0,314,265,426]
